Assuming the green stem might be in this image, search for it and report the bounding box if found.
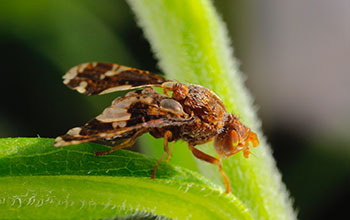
[127,0,296,219]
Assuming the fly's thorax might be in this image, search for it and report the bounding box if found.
[178,85,227,128]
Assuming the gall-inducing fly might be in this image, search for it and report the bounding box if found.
[54,62,259,193]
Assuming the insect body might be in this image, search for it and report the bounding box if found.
[54,62,259,193]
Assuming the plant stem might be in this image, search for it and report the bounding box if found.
[127,0,296,219]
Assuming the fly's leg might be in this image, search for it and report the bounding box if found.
[165,141,174,162]
[188,145,231,193]
[151,130,172,179]
[163,88,171,97]
[161,82,175,97]
[94,128,147,156]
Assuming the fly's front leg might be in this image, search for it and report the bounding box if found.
[188,145,231,193]
[151,130,172,179]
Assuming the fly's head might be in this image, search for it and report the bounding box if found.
[214,114,259,158]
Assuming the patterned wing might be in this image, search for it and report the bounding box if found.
[63,62,170,96]
[54,88,190,147]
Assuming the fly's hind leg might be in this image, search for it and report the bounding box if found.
[165,141,174,162]
[95,128,147,156]
[151,130,173,179]
[188,145,231,193]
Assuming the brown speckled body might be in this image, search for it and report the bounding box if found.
[150,84,227,146]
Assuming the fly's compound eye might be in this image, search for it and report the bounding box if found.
[214,129,243,158]
[230,130,239,147]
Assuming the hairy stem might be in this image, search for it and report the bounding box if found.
[127,0,296,219]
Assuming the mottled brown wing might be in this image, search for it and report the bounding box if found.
[54,88,190,147]
[63,62,169,96]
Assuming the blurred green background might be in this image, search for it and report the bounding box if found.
[0,1,349,219]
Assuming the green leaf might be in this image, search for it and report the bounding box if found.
[126,0,296,220]
[0,138,253,219]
